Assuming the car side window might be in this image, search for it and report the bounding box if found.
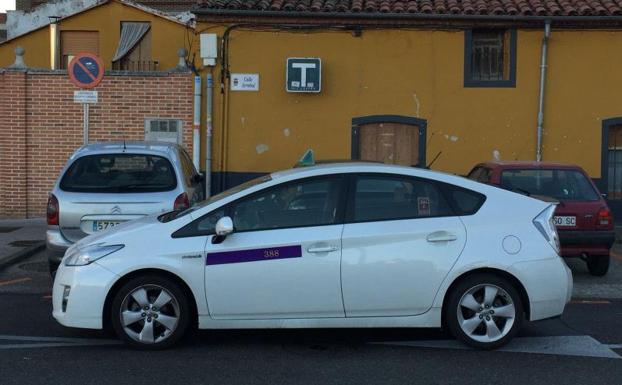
[352,175,453,222]
[467,167,491,183]
[231,176,343,232]
[178,150,195,187]
[439,183,486,215]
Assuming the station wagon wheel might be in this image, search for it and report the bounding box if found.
[445,274,524,350]
[111,275,191,349]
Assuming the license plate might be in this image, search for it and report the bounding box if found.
[92,221,121,232]
[553,216,576,227]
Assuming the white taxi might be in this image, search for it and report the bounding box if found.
[52,162,572,350]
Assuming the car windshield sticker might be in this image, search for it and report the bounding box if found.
[206,245,302,265]
[418,197,431,216]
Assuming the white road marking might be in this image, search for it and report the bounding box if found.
[0,334,121,349]
[373,335,621,359]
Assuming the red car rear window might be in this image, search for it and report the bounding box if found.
[500,169,599,201]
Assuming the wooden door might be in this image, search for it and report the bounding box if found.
[358,122,420,166]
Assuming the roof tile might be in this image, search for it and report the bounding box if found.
[196,0,622,16]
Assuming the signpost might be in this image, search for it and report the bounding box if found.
[68,53,104,144]
[286,58,321,93]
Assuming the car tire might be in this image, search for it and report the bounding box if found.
[445,273,524,350]
[586,255,610,276]
[111,274,191,350]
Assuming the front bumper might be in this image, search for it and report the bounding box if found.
[52,261,119,330]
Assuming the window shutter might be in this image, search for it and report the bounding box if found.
[61,31,99,56]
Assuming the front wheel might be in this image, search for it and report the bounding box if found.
[586,255,610,276]
[445,274,524,350]
[111,275,191,349]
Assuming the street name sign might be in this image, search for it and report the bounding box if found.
[231,73,259,91]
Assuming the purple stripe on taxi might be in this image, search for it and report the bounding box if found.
[206,245,302,265]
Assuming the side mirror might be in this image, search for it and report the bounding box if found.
[215,216,233,236]
[212,216,233,244]
[602,193,608,199]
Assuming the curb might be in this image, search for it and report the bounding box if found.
[0,242,46,271]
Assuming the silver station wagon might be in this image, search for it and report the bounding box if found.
[46,141,203,275]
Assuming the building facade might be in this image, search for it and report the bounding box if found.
[4,0,622,219]
[189,1,622,219]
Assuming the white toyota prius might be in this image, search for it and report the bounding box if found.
[52,162,572,350]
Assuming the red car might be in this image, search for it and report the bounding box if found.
[467,161,614,276]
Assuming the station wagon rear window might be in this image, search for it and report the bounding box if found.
[60,154,177,193]
[500,169,599,201]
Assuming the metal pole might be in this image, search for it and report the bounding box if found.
[83,103,89,144]
[205,69,214,198]
[536,21,551,162]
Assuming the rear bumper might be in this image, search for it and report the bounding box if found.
[559,230,614,257]
[510,257,572,321]
[46,227,73,266]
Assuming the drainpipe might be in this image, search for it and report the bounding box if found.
[205,69,214,198]
[536,21,551,162]
[48,16,60,70]
[193,75,201,170]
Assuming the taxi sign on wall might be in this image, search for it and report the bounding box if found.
[286,58,321,93]
[68,53,104,89]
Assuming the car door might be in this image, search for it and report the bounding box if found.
[203,175,346,320]
[341,174,467,317]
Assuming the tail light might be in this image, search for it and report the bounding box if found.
[47,194,59,225]
[174,192,190,211]
[597,207,614,229]
[533,204,561,255]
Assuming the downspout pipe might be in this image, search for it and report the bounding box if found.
[205,69,214,198]
[193,75,201,170]
[536,20,551,162]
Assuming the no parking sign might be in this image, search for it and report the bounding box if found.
[68,53,104,145]
[68,53,104,89]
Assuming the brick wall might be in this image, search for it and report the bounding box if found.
[0,69,194,218]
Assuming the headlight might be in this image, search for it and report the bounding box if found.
[533,204,560,255]
[64,243,124,266]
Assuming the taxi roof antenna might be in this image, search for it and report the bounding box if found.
[123,139,127,152]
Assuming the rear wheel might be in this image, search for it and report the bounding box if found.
[586,255,610,276]
[111,275,190,350]
[445,273,524,350]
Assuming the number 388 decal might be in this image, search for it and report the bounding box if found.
[206,245,301,266]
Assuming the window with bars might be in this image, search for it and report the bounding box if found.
[464,29,516,87]
[608,125,622,199]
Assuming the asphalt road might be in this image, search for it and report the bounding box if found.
[1,251,621,385]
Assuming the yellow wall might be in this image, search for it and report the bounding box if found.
[196,26,622,181]
[0,1,188,70]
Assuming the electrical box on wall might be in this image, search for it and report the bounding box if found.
[200,34,218,66]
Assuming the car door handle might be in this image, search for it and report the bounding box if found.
[426,231,458,243]
[307,245,339,253]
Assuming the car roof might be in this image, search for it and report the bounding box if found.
[71,141,180,158]
[476,161,583,170]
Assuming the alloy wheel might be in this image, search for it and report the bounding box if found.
[119,284,180,344]
[456,284,516,343]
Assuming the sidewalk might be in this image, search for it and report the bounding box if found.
[0,218,46,270]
